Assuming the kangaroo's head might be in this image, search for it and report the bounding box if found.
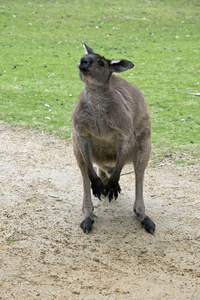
[78,43,134,86]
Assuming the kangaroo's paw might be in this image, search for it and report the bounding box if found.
[141,217,155,235]
[105,182,121,202]
[80,217,94,234]
[91,178,105,200]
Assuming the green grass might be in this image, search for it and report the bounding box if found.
[0,0,199,163]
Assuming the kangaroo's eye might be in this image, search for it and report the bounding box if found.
[98,60,104,67]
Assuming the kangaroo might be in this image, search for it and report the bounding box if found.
[72,43,155,234]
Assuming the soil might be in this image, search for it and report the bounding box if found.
[0,121,199,300]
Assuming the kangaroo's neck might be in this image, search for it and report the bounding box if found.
[84,82,111,105]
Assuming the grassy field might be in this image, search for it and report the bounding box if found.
[0,0,199,163]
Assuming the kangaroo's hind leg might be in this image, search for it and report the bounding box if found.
[133,132,155,234]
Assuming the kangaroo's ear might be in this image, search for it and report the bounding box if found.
[109,59,134,73]
[83,43,95,54]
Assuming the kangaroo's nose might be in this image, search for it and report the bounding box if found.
[78,56,92,72]
[81,58,89,65]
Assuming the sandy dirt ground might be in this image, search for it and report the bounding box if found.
[0,121,199,300]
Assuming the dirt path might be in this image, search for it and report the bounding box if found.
[0,121,199,300]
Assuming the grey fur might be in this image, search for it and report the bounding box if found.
[72,44,155,234]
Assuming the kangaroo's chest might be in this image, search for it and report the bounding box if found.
[82,103,115,137]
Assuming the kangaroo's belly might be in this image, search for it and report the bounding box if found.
[90,134,134,168]
[91,136,118,165]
